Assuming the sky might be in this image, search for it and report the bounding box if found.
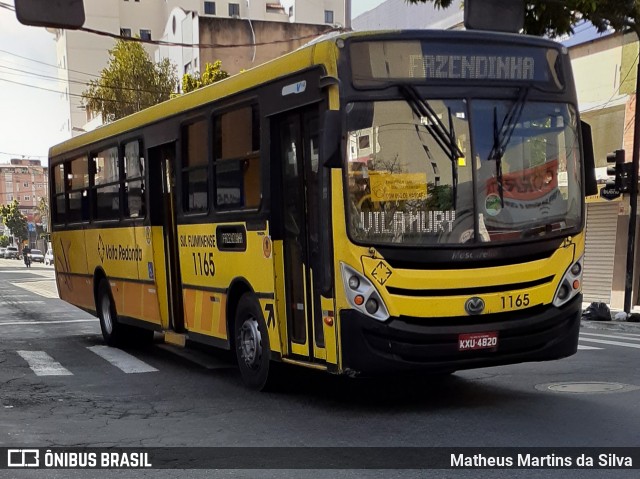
[0,0,386,166]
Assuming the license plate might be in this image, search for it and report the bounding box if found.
[458,332,498,351]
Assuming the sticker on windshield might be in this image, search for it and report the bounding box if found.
[485,194,502,217]
[369,172,428,202]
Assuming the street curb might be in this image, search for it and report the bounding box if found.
[581,319,640,332]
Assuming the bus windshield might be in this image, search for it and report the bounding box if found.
[346,98,582,246]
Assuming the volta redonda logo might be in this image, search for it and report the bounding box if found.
[98,235,143,263]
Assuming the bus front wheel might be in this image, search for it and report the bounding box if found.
[234,293,271,390]
[97,279,124,346]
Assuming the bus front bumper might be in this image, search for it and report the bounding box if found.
[339,294,581,376]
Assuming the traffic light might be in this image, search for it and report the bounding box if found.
[606,149,631,192]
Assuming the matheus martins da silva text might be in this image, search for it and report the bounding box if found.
[451,453,633,468]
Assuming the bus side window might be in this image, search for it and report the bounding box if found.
[214,104,261,210]
[124,140,145,218]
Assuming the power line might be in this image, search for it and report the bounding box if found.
[0,63,175,95]
[581,52,639,113]
[0,151,47,159]
[0,76,141,105]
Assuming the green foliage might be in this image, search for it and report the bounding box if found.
[182,61,230,93]
[82,39,178,121]
[0,200,28,242]
[0,235,9,247]
[36,196,49,232]
[407,0,640,37]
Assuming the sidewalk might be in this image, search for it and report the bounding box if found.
[581,302,640,332]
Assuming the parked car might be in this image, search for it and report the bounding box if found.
[0,247,6,257]
[44,250,54,266]
[29,249,44,263]
[4,246,19,259]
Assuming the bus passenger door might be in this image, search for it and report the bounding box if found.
[273,108,325,362]
[147,143,184,332]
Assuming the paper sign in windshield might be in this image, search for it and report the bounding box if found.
[369,172,428,202]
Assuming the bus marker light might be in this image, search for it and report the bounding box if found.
[354,295,365,306]
[573,280,580,290]
[323,316,334,326]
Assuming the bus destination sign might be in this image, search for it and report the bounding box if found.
[350,40,564,91]
[409,54,534,81]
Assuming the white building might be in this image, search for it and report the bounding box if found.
[51,0,345,135]
[352,0,462,31]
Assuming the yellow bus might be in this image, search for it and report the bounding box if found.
[49,30,596,389]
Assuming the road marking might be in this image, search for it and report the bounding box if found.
[578,345,603,350]
[0,319,94,326]
[0,300,45,304]
[579,337,640,349]
[11,280,59,299]
[581,332,640,342]
[16,350,73,376]
[157,344,233,369]
[87,346,158,373]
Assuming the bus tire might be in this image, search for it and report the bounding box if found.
[234,293,272,390]
[97,279,124,347]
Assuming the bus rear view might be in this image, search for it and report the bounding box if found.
[333,32,589,375]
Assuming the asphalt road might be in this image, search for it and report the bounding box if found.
[0,258,639,479]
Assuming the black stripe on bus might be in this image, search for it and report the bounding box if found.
[56,271,155,286]
[386,276,555,297]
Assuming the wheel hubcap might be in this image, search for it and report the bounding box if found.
[239,317,262,369]
[101,295,113,334]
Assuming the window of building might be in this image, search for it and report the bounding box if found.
[204,1,215,15]
[229,3,240,17]
[140,29,151,41]
[7,195,12,201]
[16,196,20,201]
[124,140,145,218]
[213,105,261,209]
[24,196,30,201]
[92,147,120,220]
[23,182,29,188]
[324,10,334,24]
[120,28,131,37]
[182,120,209,213]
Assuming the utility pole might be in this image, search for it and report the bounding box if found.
[624,24,640,314]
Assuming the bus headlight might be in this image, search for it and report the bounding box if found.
[341,263,390,321]
[553,256,583,307]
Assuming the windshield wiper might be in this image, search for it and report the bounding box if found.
[400,85,464,209]
[487,86,530,207]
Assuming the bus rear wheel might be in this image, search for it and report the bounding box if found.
[97,279,125,346]
[234,293,271,390]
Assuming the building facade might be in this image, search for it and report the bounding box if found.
[51,0,345,134]
[157,9,337,81]
[0,159,48,246]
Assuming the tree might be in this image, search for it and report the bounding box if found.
[0,200,28,243]
[36,196,49,233]
[83,39,178,121]
[182,61,229,93]
[407,0,639,37]
[0,235,9,247]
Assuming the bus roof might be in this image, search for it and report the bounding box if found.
[49,29,561,159]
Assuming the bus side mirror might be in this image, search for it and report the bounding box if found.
[581,120,598,196]
[321,110,342,169]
